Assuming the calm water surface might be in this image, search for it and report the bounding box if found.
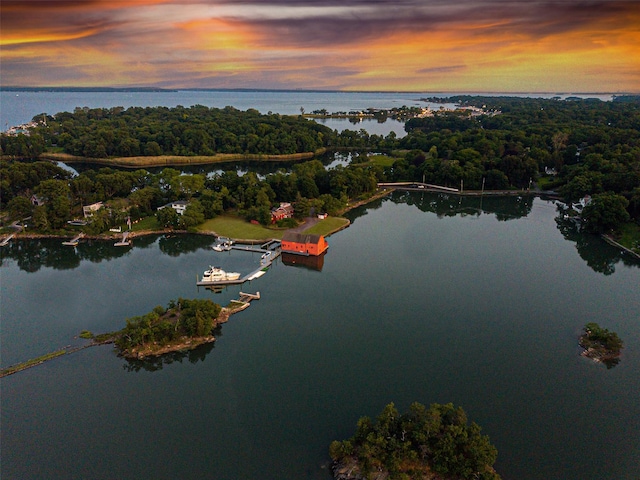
[2,193,639,480]
[1,90,614,134]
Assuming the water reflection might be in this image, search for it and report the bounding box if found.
[158,233,215,256]
[122,336,218,372]
[63,154,345,178]
[0,234,215,272]
[554,213,637,276]
[2,194,637,277]
[393,190,535,220]
[344,190,535,223]
[344,191,639,276]
[281,251,326,271]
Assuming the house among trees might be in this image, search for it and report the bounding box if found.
[157,200,189,215]
[30,194,44,206]
[271,202,294,223]
[83,201,103,218]
[281,232,328,256]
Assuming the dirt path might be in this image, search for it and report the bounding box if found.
[287,217,320,233]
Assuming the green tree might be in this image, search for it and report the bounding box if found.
[581,193,630,234]
[156,206,180,229]
[34,179,71,229]
[7,196,33,220]
[180,200,205,229]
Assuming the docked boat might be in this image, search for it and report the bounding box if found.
[212,239,234,252]
[201,266,241,282]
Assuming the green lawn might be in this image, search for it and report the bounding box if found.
[129,216,161,231]
[302,217,350,236]
[197,215,350,240]
[615,222,640,253]
[352,154,398,168]
[198,216,284,240]
[536,175,557,191]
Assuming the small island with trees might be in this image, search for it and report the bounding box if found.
[579,322,624,368]
[329,402,500,480]
[86,297,255,359]
[1,296,256,377]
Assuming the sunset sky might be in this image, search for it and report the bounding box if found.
[2,0,639,92]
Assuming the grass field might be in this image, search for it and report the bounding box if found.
[197,215,350,240]
[130,216,161,231]
[198,216,285,240]
[302,217,350,236]
[615,222,640,253]
[352,153,398,168]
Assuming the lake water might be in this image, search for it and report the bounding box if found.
[2,192,639,480]
[0,89,615,136]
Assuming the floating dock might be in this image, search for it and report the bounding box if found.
[0,233,15,247]
[62,233,84,246]
[114,232,131,247]
[197,240,281,287]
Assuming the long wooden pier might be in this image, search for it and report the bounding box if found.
[378,182,459,192]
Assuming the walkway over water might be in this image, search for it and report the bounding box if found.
[378,182,459,192]
[0,233,15,247]
[62,233,85,246]
[114,232,130,247]
[197,240,281,287]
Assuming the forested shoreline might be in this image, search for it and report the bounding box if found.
[1,98,638,242]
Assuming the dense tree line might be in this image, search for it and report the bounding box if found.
[329,402,500,479]
[0,158,380,231]
[394,96,640,230]
[399,97,640,196]
[1,97,638,232]
[1,105,335,158]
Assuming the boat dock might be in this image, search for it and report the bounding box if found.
[212,237,233,251]
[114,232,131,247]
[62,233,84,246]
[0,233,15,247]
[197,240,281,287]
[227,291,261,312]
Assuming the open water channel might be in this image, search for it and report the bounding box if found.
[2,192,639,480]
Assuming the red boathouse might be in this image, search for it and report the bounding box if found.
[281,232,328,256]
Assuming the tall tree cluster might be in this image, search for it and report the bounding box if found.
[330,402,500,480]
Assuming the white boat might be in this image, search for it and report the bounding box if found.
[212,239,234,251]
[201,266,241,282]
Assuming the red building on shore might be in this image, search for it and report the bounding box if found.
[281,232,328,256]
[271,202,294,223]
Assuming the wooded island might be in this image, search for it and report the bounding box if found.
[579,322,624,368]
[330,402,500,480]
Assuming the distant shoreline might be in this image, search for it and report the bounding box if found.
[1,87,631,96]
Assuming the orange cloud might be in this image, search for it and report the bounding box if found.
[1,1,639,92]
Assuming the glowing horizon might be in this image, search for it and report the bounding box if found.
[2,1,639,93]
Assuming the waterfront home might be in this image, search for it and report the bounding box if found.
[83,201,104,218]
[30,194,45,206]
[157,200,189,215]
